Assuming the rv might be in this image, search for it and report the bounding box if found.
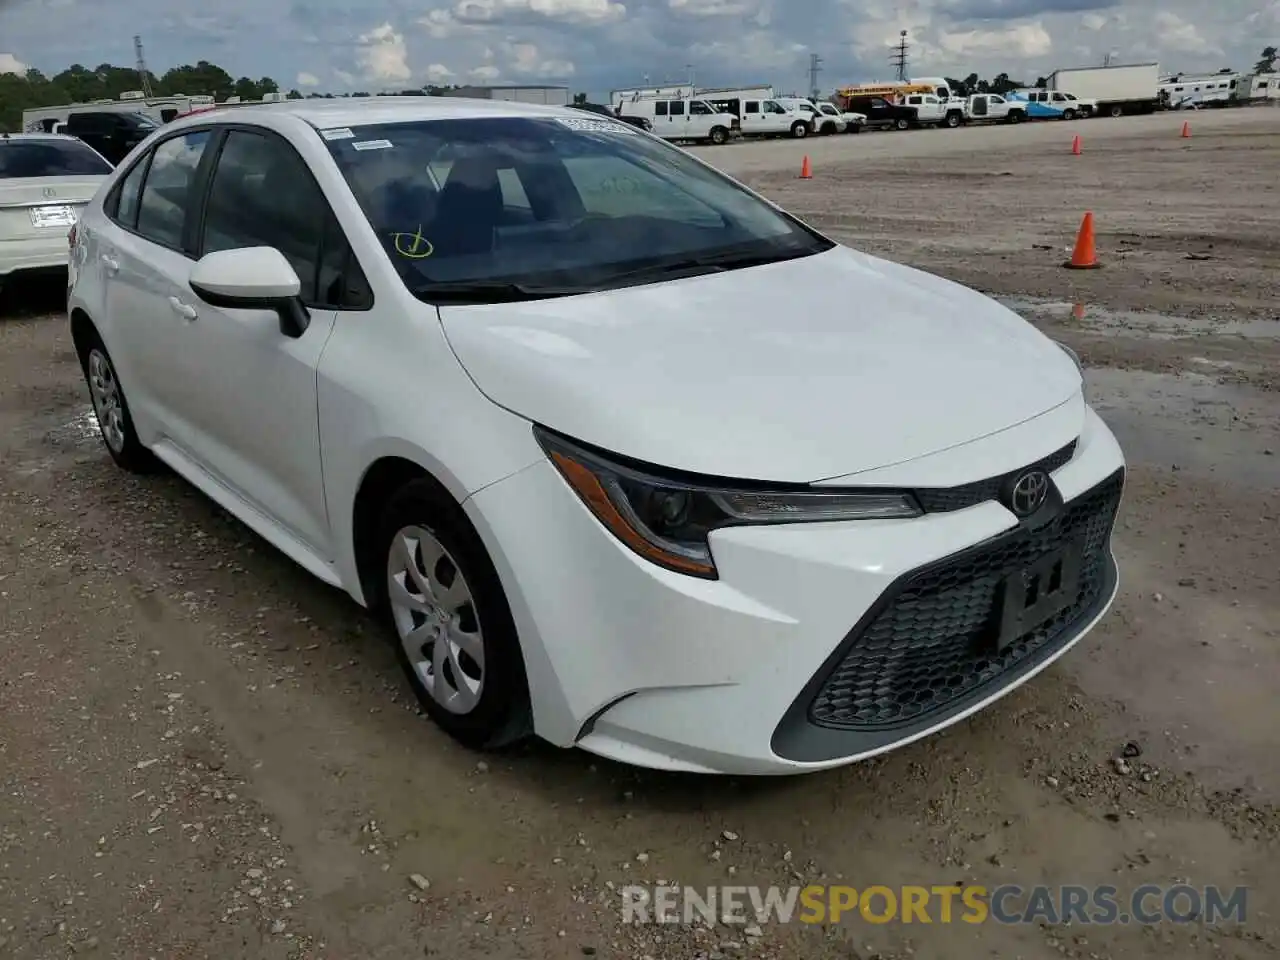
[1233,73,1280,103]
[21,92,216,132]
[1159,72,1238,109]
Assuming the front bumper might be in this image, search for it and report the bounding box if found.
[466,404,1125,775]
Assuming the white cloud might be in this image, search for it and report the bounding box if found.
[668,0,755,16]
[355,23,412,82]
[425,62,455,82]
[1155,11,1219,55]
[0,52,27,75]
[296,71,320,86]
[1081,12,1106,31]
[504,41,575,76]
[452,0,625,24]
[937,22,1053,60]
[469,64,502,80]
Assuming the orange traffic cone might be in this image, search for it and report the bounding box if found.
[799,155,812,179]
[1181,120,1191,138]
[1064,212,1101,270]
[1071,134,1081,155]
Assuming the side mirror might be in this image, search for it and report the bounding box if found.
[189,247,310,338]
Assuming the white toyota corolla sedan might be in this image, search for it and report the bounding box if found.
[1,133,113,293]
[66,98,1124,775]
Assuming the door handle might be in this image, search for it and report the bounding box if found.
[101,254,119,274]
[168,296,198,321]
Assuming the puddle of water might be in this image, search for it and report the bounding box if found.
[45,406,102,446]
[999,295,1280,340]
[1085,368,1280,489]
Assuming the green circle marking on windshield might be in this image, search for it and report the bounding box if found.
[392,227,434,259]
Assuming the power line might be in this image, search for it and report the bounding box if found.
[808,52,823,100]
[890,30,909,82]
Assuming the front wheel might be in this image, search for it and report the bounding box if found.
[1109,104,1123,118]
[1062,109,1076,121]
[709,125,729,145]
[791,121,809,139]
[378,481,532,750]
[944,112,961,128]
[894,118,909,130]
[1008,110,1025,124]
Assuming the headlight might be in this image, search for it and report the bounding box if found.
[535,426,922,579]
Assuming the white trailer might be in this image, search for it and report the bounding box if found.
[21,92,215,131]
[1046,63,1159,117]
[1233,73,1280,103]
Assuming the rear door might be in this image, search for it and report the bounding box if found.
[98,128,215,441]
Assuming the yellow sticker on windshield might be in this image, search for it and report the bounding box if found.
[392,227,434,259]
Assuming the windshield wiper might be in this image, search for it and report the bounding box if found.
[604,248,815,285]
[412,279,591,304]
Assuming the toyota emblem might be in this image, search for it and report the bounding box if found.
[1008,469,1050,517]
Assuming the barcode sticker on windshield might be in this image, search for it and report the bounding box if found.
[352,139,393,151]
[320,127,354,140]
[554,116,637,134]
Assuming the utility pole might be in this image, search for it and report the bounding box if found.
[808,52,823,100]
[890,30,909,82]
[134,34,154,97]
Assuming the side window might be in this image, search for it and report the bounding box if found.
[160,109,178,122]
[690,101,712,116]
[654,101,668,116]
[497,167,531,208]
[135,130,210,249]
[744,101,759,114]
[670,100,685,116]
[201,129,336,306]
[109,155,149,228]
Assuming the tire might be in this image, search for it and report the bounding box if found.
[849,123,862,134]
[376,479,532,750]
[944,112,961,128]
[894,118,909,131]
[77,331,158,473]
[1109,104,1123,118]
[791,121,808,139]
[1008,110,1024,124]
[1062,109,1076,121]
[821,122,836,135]
[709,125,728,145]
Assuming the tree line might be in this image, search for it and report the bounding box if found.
[0,59,476,131]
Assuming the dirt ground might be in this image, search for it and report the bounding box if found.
[1,109,1278,960]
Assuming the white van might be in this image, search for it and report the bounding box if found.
[702,94,811,139]
[616,97,738,144]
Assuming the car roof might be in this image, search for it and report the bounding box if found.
[0,132,86,143]
[179,96,582,131]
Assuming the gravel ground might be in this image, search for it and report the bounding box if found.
[1,108,1278,960]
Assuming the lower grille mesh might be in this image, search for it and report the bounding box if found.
[809,470,1122,730]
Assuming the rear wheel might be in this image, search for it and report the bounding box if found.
[1008,110,1025,124]
[378,480,532,750]
[79,334,157,473]
[944,112,961,128]
[894,118,909,131]
[1109,104,1123,118]
[791,121,808,139]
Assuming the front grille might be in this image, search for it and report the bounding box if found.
[913,440,1077,513]
[809,469,1122,730]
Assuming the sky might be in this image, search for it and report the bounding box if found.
[1,0,1277,101]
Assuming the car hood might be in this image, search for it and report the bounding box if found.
[438,245,1081,483]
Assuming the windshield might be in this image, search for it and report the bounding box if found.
[0,138,113,177]
[325,116,832,302]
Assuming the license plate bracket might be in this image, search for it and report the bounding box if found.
[994,539,1084,653]
[29,205,78,228]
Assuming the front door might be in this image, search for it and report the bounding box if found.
[176,126,346,556]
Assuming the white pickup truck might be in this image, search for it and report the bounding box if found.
[901,93,966,128]
[962,93,1028,124]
